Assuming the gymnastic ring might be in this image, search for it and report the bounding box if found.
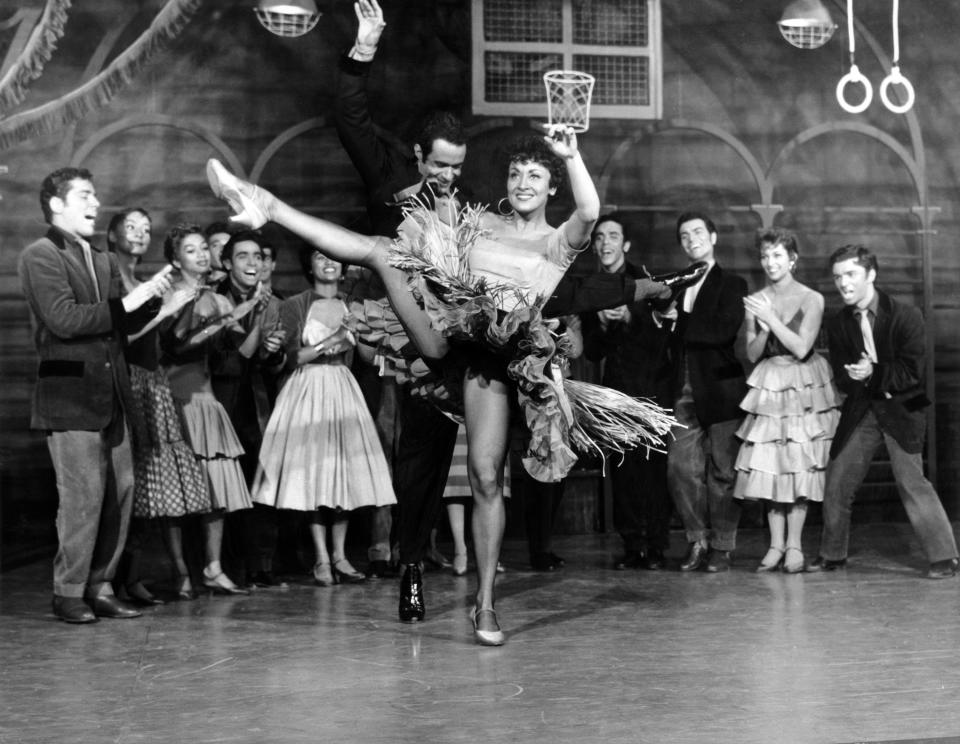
[880,66,915,114]
[836,65,873,114]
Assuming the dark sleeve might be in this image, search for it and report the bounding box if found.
[19,242,126,339]
[684,274,746,349]
[825,313,858,397]
[334,54,398,199]
[543,273,635,316]
[871,304,925,396]
[279,296,305,374]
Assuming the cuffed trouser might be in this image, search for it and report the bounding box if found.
[666,395,741,552]
[819,409,958,563]
[47,428,134,598]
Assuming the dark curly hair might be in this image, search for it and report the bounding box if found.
[163,223,204,265]
[504,134,566,193]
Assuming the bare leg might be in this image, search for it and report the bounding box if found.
[309,515,331,565]
[207,160,447,360]
[784,502,809,572]
[201,511,246,592]
[448,502,468,573]
[163,519,189,578]
[463,373,510,635]
[331,516,350,564]
[757,505,786,570]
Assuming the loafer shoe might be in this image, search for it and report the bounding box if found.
[704,549,731,573]
[52,595,98,624]
[613,552,644,571]
[679,542,708,572]
[89,594,142,619]
[926,558,959,579]
[806,556,847,572]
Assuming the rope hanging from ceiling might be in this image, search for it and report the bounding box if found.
[0,0,73,113]
[0,0,203,151]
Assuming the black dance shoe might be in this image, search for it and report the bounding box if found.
[650,260,709,291]
[398,563,425,623]
[806,556,847,573]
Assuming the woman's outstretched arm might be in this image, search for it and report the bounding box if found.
[544,126,600,248]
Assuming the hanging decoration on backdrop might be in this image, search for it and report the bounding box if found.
[836,0,914,115]
[0,0,202,151]
[836,0,872,113]
[878,0,914,114]
[777,0,837,49]
[0,0,72,113]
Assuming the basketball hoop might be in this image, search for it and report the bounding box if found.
[543,70,596,133]
[255,0,320,38]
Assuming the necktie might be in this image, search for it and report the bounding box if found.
[77,238,101,301]
[857,309,877,363]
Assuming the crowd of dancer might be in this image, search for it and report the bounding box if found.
[19,0,958,646]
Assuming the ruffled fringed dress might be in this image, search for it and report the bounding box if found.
[253,295,397,512]
[162,289,252,513]
[387,203,676,483]
[734,310,841,503]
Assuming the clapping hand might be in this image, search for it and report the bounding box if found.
[743,293,774,332]
[160,284,198,318]
[122,265,175,312]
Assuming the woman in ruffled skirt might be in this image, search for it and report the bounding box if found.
[159,224,259,596]
[109,208,209,603]
[734,229,840,573]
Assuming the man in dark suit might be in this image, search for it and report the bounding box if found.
[662,211,747,572]
[808,244,958,578]
[582,214,675,571]
[19,167,171,623]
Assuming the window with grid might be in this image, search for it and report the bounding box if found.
[471,0,662,120]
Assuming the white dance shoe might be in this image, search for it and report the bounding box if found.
[206,158,271,229]
[471,606,505,646]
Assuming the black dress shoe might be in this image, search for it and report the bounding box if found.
[704,549,731,573]
[679,542,708,572]
[926,558,959,579]
[806,555,847,572]
[398,563,425,623]
[52,595,98,624]
[365,559,395,579]
[613,552,644,570]
[530,552,558,572]
[641,548,665,571]
[651,261,710,294]
[89,594,142,619]
[247,570,286,588]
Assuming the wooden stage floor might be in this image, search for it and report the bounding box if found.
[2,524,960,744]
